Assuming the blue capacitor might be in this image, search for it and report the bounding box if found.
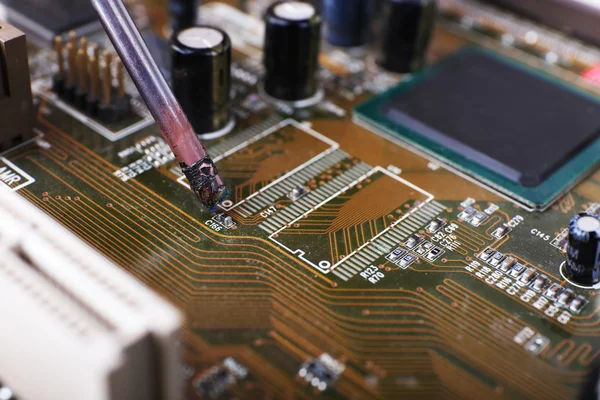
[323,0,373,48]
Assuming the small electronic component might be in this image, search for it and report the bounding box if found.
[405,234,423,249]
[399,254,417,269]
[519,268,538,284]
[386,247,406,262]
[569,295,589,313]
[415,240,434,255]
[0,23,35,151]
[214,213,235,228]
[558,289,574,305]
[470,211,488,227]
[532,275,550,291]
[427,217,445,232]
[550,228,569,253]
[508,263,526,278]
[195,367,236,399]
[377,0,437,73]
[426,247,444,261]
[194,358,248,399]
[492,224,512,239]
[499,256,516,272]
[263,1,322,102]
[172,26,233,138]
[322,0,373,48]
[386,248,417,268]
[458,207,477,221]
[458,207,488,226]
[565,213,600,285]
[479,248,496,261]
[545,283,565,300]
[356,48,600,209]
[53,33,132,123]
[288,185,309,201]
[298,353,345,392]
[489,252,505,267]
[0,0,102,47]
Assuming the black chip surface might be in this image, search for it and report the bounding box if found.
[0,0,99,44]
[382,50,600,186]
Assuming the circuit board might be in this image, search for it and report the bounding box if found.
[4,0,600,399]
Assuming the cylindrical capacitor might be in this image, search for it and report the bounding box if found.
[566,213,600,285]
[263,1,322,102]
[323,0,373,48]
[171,26,232,137]
[377,0,437,74]
[170,0,200,32]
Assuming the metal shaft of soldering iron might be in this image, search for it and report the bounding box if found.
[90,0,227,210]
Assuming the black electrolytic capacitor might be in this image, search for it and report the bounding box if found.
[263,1,322,102]
[377,0,437,73]
[566,213,600,285]
[171,26,232,137]
[170,0,200,32]
[323,0,373,48]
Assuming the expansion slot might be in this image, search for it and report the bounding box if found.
[0,188,182,400]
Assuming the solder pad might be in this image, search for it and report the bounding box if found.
[355,47,600,210]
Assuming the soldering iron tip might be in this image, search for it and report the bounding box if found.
[180,157,229,210]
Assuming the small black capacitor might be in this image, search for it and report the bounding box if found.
[323,0,373,48]
[170,0,200,32]
[263,1,322,102]
[171,26,232,137]
[566,213,600,285]
[377,0,437,74]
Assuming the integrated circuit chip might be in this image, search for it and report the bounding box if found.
[0,0,102,46]
[355,48,600,209]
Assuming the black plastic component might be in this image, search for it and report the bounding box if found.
[579,359,600,400]
[171,25,232,136]
[377,0,437,73]
[566,213,600,285]
[52,76,65,96]
[322,0,373,48]
[97,95,132,123]
[74,89,88,110]
[194,367,235,399]
[381,50,600,187]
[263,1,322,101]
[63,83,77,104]
[86,97,99,116]
[170,0,200,32]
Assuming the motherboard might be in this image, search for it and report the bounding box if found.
[2,0,600,399]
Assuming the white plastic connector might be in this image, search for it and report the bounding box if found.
[0,187,182,400]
